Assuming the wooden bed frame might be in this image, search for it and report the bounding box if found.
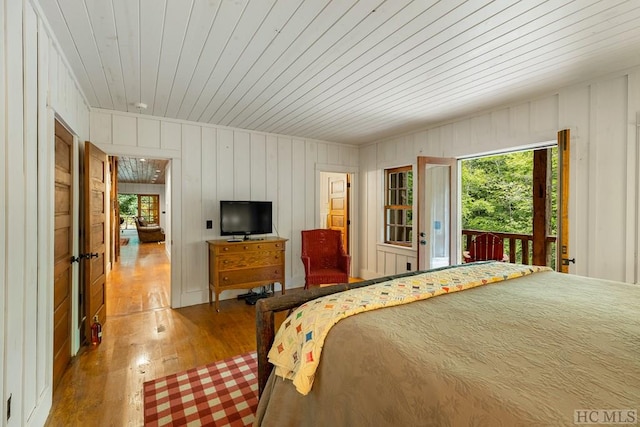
[255,269,436,396]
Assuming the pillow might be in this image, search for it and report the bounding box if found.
[138,217,147,226]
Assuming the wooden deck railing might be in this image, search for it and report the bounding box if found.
[462,229,556,265]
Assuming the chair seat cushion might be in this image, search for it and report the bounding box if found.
[307,268,348,285]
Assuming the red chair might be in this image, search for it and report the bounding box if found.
[463,232,508,263]
[301,229,350,289]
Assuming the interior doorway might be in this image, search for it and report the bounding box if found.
[319,172,350,254]
[107,155,172,317]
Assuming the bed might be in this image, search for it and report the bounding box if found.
[254,262,640,426]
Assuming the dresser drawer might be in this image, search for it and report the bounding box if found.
[218,251,283,270]
[215,241,284,255]
[218,266,283,288]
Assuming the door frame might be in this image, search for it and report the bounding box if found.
[93,145,179,307]
[315,163,358,277]
[417,156,458,270]
[457,140,562,268]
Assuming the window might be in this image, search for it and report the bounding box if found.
[385,166,413,246]
[138,194,160,224]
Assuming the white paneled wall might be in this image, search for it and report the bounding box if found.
[89,109,359,307]
[2,1,90,425]
[360,70,640,284]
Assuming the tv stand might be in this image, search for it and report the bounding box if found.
[207,237,287,311]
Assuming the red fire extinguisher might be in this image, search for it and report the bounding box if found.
[91,315,102,345]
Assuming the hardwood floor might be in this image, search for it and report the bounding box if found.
[45,230,279,426]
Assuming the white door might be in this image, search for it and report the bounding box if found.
[417,157,458,270]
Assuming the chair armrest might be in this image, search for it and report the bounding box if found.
[300,255,311,275]
[338,254,351,275]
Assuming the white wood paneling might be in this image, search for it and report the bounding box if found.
[176,0,246,121]
[201,127,217,241]
[55,0,113,108]
[112,0,140,114]
[36,15,52,412]
[182,125,206,295]
[90,111,112,146]
[558,85,590,278]
[278,138,293,280]
[250,133,267,201]
[233,131,251,200]
[113,115,137,146]
[151,0,192,116]
[265,135,279,229]
[5,1,26,423]
[161,121,182,151]
[139,0,165,115]
[304,142,317,228]
[91,109,359,303]
[362,69,640,284]
[37,0,640,144]
[625,71,640,284]
[137,118,161,149]
[0,0,7,421]
[590,76,628,281]
[291,141,306,280]
[85,0,127,110]
[23,5,39,417]
[1,2,91,425]
[217,128,234,201]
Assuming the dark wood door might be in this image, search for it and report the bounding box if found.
[53,120,73,390]
[328,174,348,253]
[83,142,108,341]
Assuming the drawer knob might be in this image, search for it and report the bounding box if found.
[257,245,261,249]
[223,260,228,264]
[244,246,248,250]
[223,277,229,281]
[223,247,229,251]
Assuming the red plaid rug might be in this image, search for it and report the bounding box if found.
[143,352,258,426]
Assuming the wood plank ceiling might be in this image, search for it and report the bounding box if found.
[117,157,168,184]
[38,0,640,145]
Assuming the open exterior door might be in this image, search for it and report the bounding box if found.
[417,157,458,270]
[557,129,572,272]
[83,141,108,342]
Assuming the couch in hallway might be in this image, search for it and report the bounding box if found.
[134,217,165,243]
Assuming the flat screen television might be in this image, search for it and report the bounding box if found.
[220,200,273,238]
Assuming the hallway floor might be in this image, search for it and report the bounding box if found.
[45,231,262,426]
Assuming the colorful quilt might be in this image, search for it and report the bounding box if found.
[268,262,551,395]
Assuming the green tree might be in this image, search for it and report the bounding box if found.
[118,194,138,217]
[462,151,533,234]
[461,148,558,266]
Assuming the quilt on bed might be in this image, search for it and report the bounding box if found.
[268,262,551,395]
[256,269,640,426]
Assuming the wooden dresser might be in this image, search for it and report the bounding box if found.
[207,237,287,311]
